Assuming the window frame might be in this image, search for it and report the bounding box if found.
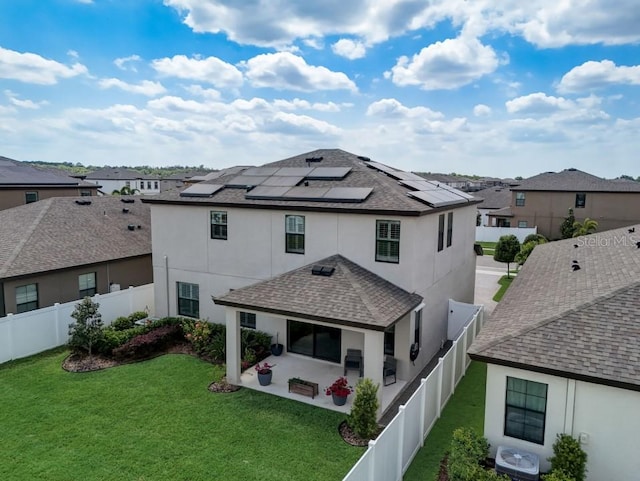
[437,214,445,252]
[177,282,199,318]
[504,376,548,445]
[78,272,97,298]
[575,193,586,208]
[375,220,400,263]
[285,215,305,254]
[25,191,39,204]
[240,311,256,329]
[16,283,38,313]
[515,192,525,207]
[446,212,453,248]
[518,220,528,228]
[210,211,228,240]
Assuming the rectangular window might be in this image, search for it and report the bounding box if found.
[25,192,38,204]
[505,377,548,445]
[78,272,96,298]
[414,309,422,346]
[125,181,131,188]
[384,325,395,356]
[154,181,159,190]
[240,311,256,329]
[147,181,152,189]
[210,211,228,240]
[437,214,445,252]
[376,220,400,263]
[515,192,525,207]
[575,193,586,208]
[518,221,528,228]
[285,215,305,254]
[446,212,453,247]
[16,284,38,313]
[80,190,92,197]
[177,282,199,318]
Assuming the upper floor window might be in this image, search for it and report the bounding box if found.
[210,211,228,240]
[154,181,159,190]
[79,272,96,298]
[285,215,305,254]
[80,190,92,197]
[515,192,525,207]
[240,312,256,329]
[437,214,445,252]
[16,283,38,313]
[147,181,152,190]
[446,212,453,247]
[25,192,38,204]
[575,193,586,208]
[177,282,199,318]
[376,220,400,263]
[505,377,547,445]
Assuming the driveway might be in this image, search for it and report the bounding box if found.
[474,254,510,315]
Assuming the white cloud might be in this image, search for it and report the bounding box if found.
[506,93,574,114]
[506,92,610,125]
[265,112,342,136]
[0,46,87,85]
[98,78,167,96]
[114,55,142,72]
[184,84,221,100]
[243,52,357,92]
[67,50,79,59]
[332,39,366,59]
[4,90,47,110]
[473,104,491,116]
[152,54,243,88]
[366,98,443,120]
[387,36,500,90]
[272,98,345,112]
[557,60,640,94]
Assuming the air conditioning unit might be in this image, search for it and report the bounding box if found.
[495,445,539,481]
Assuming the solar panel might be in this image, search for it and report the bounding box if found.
[261,176,304,187]
[407,190,466,207]
[393,171,426,181]
[274,167,315,176]
[366,161,398,175]
[180,183,224,197]
[400,179,441,191]
[244,186,292,199]
[282,187,330,199]
[224,175,269,187]
[306,167,351,179]
[322,187,372,202]
[242,167,281,176]
[437,183,475,199]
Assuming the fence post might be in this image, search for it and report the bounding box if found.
[368,439,377,481]
[129,286,134,313]
[7,313,14,361]
[54,303,61,346]
[419,377,427,447]
[450,339,458,396]
[397,405,406,481]
[436,358,444,418]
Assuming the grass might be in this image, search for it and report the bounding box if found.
[477,241,496,255]
[403,362,487,481]
[492,275,515,302]
[0,349,363,481]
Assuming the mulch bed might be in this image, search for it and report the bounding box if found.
[338,420,382,447]
[208,377,242,393]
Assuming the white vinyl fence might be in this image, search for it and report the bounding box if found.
[343,306,484,481]
[0,284,154,364]
[476,226,537,243]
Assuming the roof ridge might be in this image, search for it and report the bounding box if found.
[337,257,386,324]
[0,198,53,278]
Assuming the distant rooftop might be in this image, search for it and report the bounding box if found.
[85,167,159,180]
[474,186,512,209]
[0,156,95,187]
[515,168,640,193]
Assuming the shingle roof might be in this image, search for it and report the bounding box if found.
[0,196,151,279]
[214,254,423,331]
[85,167,159,180]
[144,149,481,215]
[0,156,92,187]
[487,206,513,217]
[417,173,470,184]
[515,168,640,193]
[475,187,512,209]
[468,225,640,390]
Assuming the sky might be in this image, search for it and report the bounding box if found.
[0,1,639,178]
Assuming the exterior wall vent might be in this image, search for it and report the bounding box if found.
[127,224,135,231]
[75,199,92,206]
[121,198,135,204]
[311,265,335,276]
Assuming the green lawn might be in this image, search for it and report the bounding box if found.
[477,241,496,255]
[0,349,363,481]
[403,362,487,481]
[492,275,515,302]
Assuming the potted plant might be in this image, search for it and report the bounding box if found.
[325,376,353,406]
[255,362,274,386]
[270,332,283,356]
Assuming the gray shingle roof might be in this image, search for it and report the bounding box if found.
[214,254,423,330]
[85,167,159,180]
[475,187,512,209]
[515,168,640,193]
[0,156,91,187]
[144,149,481,215]
[468,225,640,390]
[0,196,150,279]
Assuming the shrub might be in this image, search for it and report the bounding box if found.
[348,378,379,439]
[112,324,182,360]
[181,319,212,353]
[547,434,587,481]
[98,326,146,356]
[129,311,148,322]
[68,297,104,356]
[447,427,492,481]
[542,470,576,481]
[523,233,548,245]
[111,316,135,331]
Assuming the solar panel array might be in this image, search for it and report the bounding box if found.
[246,186,372,203]
[180,184,224,197]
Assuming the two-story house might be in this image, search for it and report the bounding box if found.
[85,167,161,195]
[488,169,640,239]
[143,149,481,406]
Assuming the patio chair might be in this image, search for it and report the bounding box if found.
[344,348,363,377]
[383,355,397,386]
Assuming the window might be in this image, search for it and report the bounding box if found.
[414,309,422,346]
[125,181,131,188]
[515,192,525,207]
[376,220,400,263]
[384,325,395,356]
[177,282,199,318]
[437,214,445,252]
[505,377,548,444]
[154,181,159,190]
[147,181,152,190]
[210,211,228,240]
[518,221,528,228]
[80,190,92,197]
[78,273,96,297]
[446,212,453,247]
[285,215,305,254]
[25,192,38,204]
[240,311,256,329]
[287,320,341,363]
[575,193,586,208]
[16,284,38,313]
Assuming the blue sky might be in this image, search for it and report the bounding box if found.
[0,0,639,178]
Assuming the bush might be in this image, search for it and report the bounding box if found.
[547,434,587,481]
[112,324,182,360]
[98,326,146,356]
[181,319,212,353]
[447,428,496,481]
[523,233,548,245]
[111,316,135,331]
[348,378,379,439]
[542,470,576,481]
[68,297,104,356]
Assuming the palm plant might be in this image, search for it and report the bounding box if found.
[572,218,598,237]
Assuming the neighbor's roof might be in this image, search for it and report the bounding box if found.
[85,167,159,181]
[0,156,97,188]
[514,168,640,193]
[468,225,640,391]
[417,173,470,184]
[487,206,513,217]
[143,149,481,216]
[475,186,512,209]
[214,254,423,331]
[0,196,151,279]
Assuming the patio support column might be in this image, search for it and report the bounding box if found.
[363,330,384,413]
[225,308,241,384]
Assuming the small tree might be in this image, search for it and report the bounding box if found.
[560,208,576,239]
[68,297,104,357]
[348,378,379,439]
[515,235,547,265]
[547,434,587,481]
[572,218,598,237]
[494,235,520,278]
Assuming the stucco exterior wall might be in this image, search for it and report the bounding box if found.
[0,187,98,211]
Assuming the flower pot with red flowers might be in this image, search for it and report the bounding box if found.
[255,362,274,386]
[325,377,353,406]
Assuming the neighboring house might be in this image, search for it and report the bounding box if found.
[468,225,640,480]
[143,149,481,404]
[0,156,99,211]
[417,172,471,190]
[474,187,512,226]
[85,167,161,195]
[488,168,640,238]
[0,196,152,316]
[159,170,213,193]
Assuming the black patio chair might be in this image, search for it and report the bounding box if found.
[344,348,363,377]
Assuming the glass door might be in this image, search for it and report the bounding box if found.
[287,320,341,363]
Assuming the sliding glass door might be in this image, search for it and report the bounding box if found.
[287,320,341,363]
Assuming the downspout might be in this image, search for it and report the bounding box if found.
[164,255,170,316]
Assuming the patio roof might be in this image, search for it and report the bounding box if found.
[213,254,423,331]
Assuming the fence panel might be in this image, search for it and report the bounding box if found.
[372,417,403,481]
[401,392,423,472]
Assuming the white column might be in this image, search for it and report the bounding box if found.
[363,330,384,413]
[225,308,241,384]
